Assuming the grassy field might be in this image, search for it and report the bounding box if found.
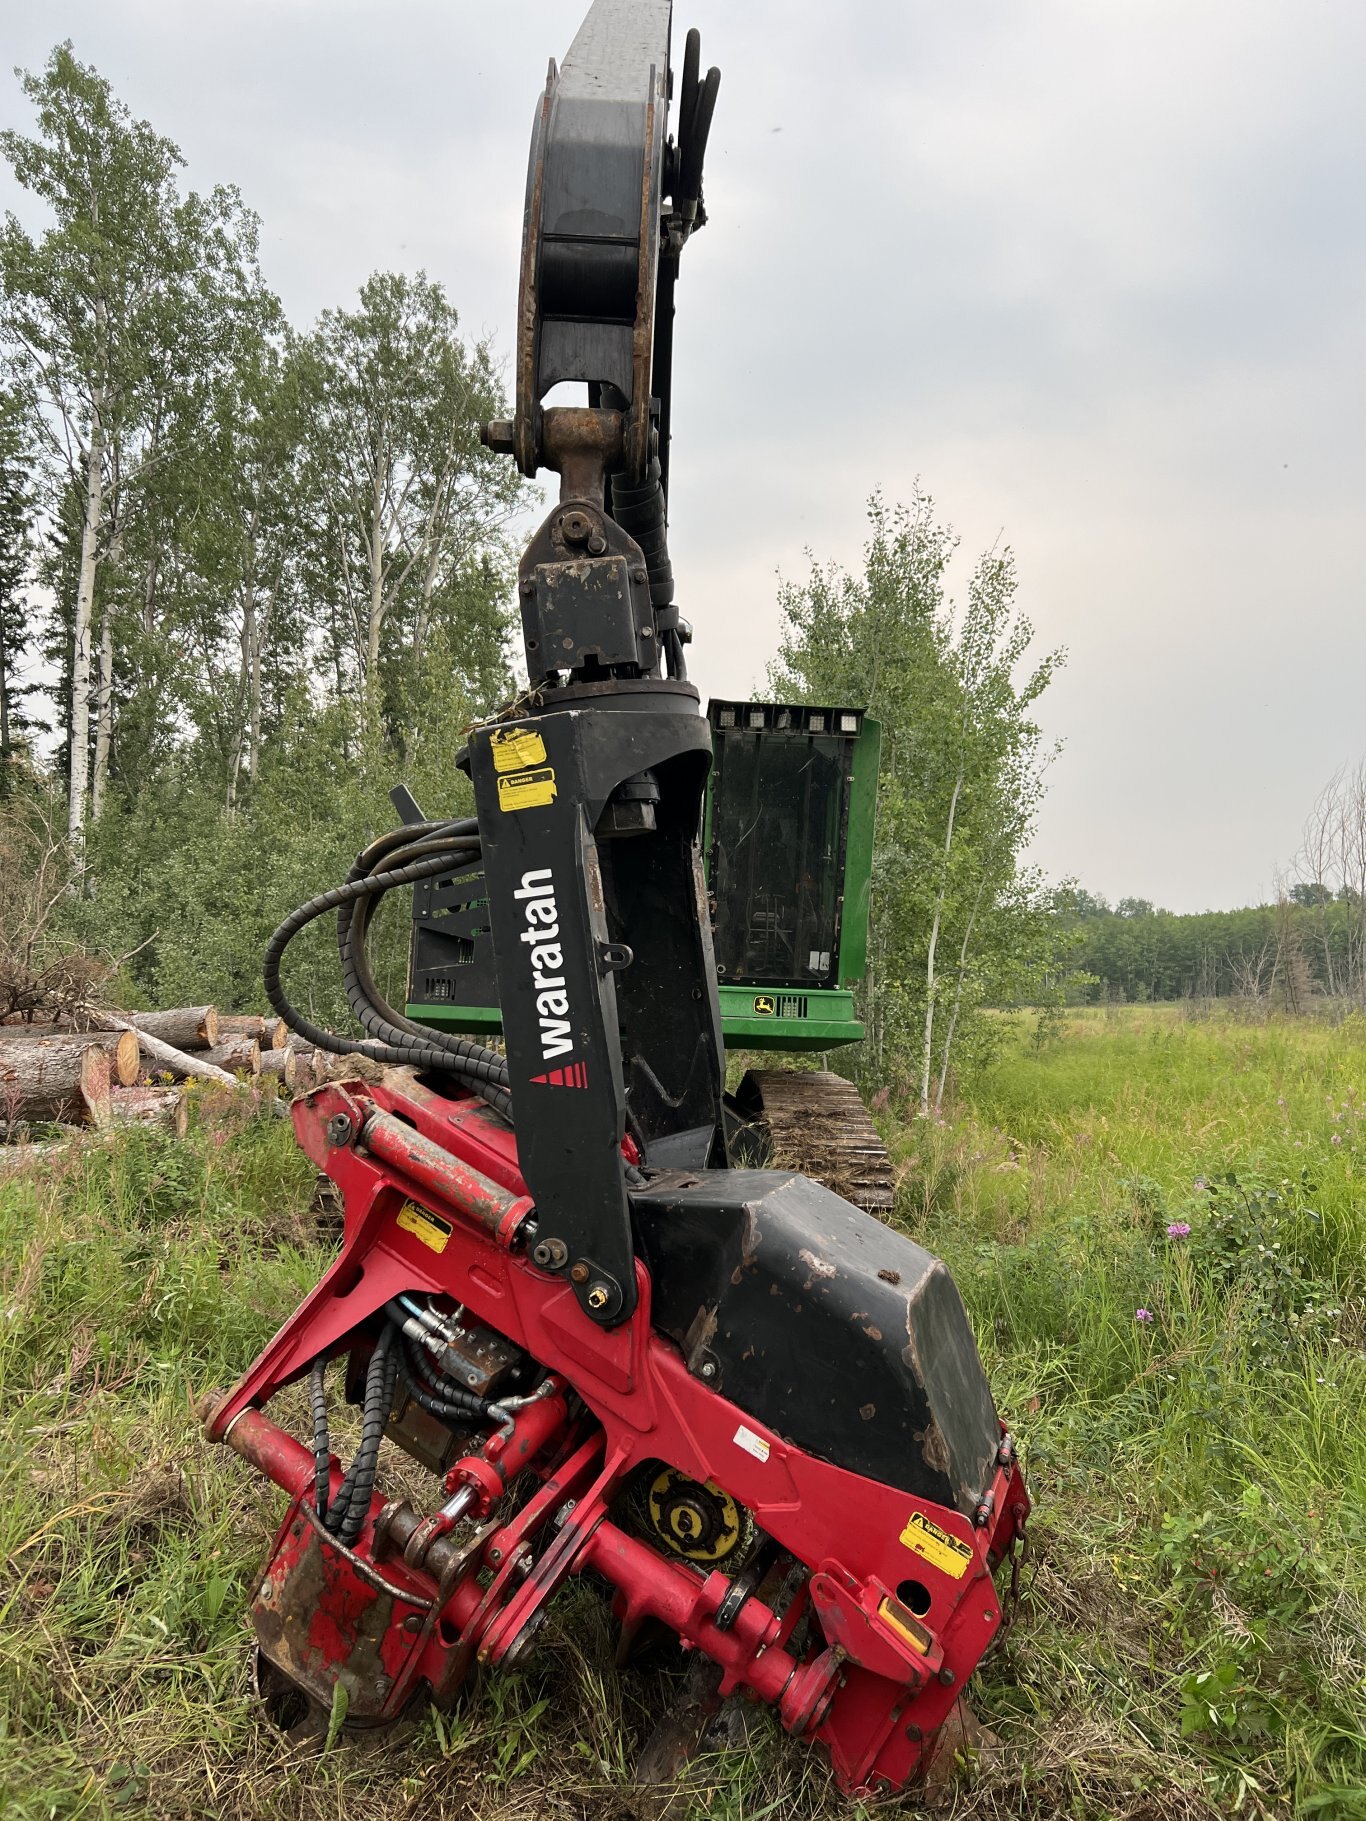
[1,1007,1362,1819]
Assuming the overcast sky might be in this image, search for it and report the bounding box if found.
[5,1,1364,911]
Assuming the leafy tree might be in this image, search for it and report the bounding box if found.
[0,42,272,862]
[770,491,1066,1108]
[295,272,521,745]
[0,387,38,789]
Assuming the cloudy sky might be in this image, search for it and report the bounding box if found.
[5,1,1363,910]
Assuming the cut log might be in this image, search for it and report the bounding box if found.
[217,1014,267,1043]
[0,1138,71,1168]
[217,1015,288,1052]
[258,1047,299,1089]
[92,1015,241,1089]
[0,1037,112,1128]
[0,1026,139,1085]
[111,1085,190,1137]
[200,1038,261,1078]
[125,1006,220,1050]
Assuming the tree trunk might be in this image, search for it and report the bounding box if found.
[258,1046,299,1089]
[0,1036,112,1127]
[247,584,267,786]
[0,604,10,771]
[91,602,114,823]
[0,1024,139,1085]
[217,1013,286,1047]
[199,1038,261,1077]
[111,1084,189,1136]
[68,425,105,862]
[919,769,963,1117]
[365,453,387,716]
[933,866,992,1115]
[94,1013,240,1088]
[125,1005,220,1049]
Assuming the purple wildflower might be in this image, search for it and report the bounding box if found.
[1331,1133,1342,1146]
[1135,1308,1155,1324]
[1166,1222,1191,1240]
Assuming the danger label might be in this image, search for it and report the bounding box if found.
[396,1201,452,1255]
[899,1509,973,1579]
[491,728,557,812]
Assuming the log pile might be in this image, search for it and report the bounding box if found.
[0,1003,327,1153]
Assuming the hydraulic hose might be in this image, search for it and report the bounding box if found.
[309,1354,332,1526]
[396,1335,500,1426]
[263,825,513,1121]
[323,1323,399,1547]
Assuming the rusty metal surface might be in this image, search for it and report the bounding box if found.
[252,1502,431,1726]
[540,406,625,504]
[361,1110,532,1239]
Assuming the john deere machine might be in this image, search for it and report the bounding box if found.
[202,1,1028,1797]
[406,695,895,1210]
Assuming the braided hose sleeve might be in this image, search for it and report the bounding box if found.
[396,1336,498,1425]
[336,1337,400,1547]
[309,1355,332,1524]
[326,1325,397,1543]
[262,850,513,1117]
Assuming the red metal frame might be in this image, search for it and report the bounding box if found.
[204,1075,1028,1795]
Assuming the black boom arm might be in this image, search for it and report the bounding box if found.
[472,1,725,1327]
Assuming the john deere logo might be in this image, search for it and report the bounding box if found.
[753,994,776,1017]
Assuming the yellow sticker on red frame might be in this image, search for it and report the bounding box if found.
[396,1201,452,1254]
[899,1508,973,1579]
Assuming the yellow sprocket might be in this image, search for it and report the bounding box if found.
[634,1465,752,1567]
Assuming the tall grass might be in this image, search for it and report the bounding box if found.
[0,1010,1361,1818]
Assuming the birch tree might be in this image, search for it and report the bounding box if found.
[0,42,271,863]
[770,492,1065,1105]
[0,387,38,788]
[297,272,520,740]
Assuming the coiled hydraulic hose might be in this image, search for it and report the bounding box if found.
[396,1335,500,1425]
[312,1324,400,1547]
[309,1314,517,1541]
[263,819,513,1121]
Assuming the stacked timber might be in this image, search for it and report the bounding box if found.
[217,1014,288,1050]
[0,1002,319,1154]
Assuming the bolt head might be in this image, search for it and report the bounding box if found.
[700,1361,716,1379]
[569,1262,590,1285]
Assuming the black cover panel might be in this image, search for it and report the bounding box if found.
[632,1168,1000,1513]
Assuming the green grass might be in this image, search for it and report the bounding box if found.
[1,1010,1362,1818]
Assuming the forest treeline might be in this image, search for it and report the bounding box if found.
[1065,883,1364,1009]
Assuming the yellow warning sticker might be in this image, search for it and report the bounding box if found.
[396,1201,452,1254]
[497,766,557,812]
[491,728,548,772]
[899,1509,973,1579]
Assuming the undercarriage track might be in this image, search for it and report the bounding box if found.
[733,1069,895,1215]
